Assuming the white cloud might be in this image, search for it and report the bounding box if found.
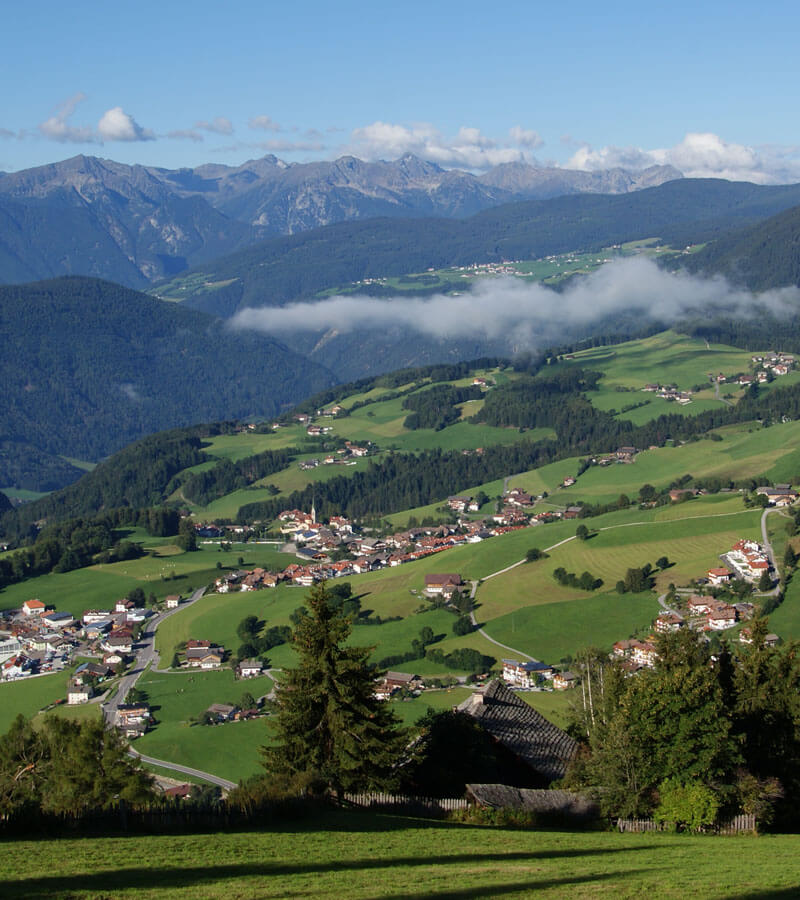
[249,115,282,132]
[509,126,543,149]
[346,121,529,169]
[38,93,98,143]
[230,257,800,349]
[168,129,203,142]
[195,117,233,135]
[97,107,154,142]
[567,132,800,183]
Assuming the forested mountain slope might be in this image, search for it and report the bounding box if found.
[0,278,334,489]
[675,203,800,290]
[160,179,800,316]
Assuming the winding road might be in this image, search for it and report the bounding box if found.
[101,586,233,787]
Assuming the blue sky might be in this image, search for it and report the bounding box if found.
[2,0,799,181]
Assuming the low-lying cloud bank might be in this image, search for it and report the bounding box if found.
[230,257,800,350]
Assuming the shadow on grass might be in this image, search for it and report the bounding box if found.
[727,891,800,900]
[1,852,656,899]
[362,869,651,900]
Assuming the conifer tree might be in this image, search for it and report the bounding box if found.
[262,581,406,794]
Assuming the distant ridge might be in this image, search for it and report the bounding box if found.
[0,153,681,287]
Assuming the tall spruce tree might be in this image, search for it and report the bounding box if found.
[262,581,406,794]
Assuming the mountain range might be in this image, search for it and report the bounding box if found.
[0,153,681,287]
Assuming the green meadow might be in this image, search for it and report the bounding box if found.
[4,810,800,899]
[0,667,78,733]
[134,667,274,783]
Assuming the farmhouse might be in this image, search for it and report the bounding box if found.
[237,659,264,679]
[424,573,464,596]
[165,594,181,609]
[206,703,238,722]
[186,646,224,669]
[458,680,578,786]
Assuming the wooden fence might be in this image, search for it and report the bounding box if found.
[341,792,468,815]
[617,813,756,834]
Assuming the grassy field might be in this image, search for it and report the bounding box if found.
[0,668,78,732]
[135,667,274,783]
[3,809,800,899]
[0,542,289,619]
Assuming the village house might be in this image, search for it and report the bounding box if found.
[237,659,264,679]
[502,658,554,687]
[424,573,464,597]
[707,604,738,631]
[707,567,733,586]
[727,538,771,581]
[116,704,150,739]
[67,678,92,705]
[102,632,133,654]
[82,609,112,624]
[206,703,238,722]
[687,595,714,616]
[186,645,224,669]
[740,628,780,647]
[631,640,658,668]
[655,613,684,633]
[553,671,578,690]
[165,594,181,609]
[22,599,46,616]
[41,610,75,630]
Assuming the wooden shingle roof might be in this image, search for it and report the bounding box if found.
[457,679,578,783]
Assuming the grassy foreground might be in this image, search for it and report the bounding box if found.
[1,809,799,899]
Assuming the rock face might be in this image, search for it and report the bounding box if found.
[0,153,683,286]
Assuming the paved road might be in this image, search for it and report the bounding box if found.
[103,586,206,725]
[101,587,238,788]
[129,749,236,790]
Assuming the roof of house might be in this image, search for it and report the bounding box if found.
[457,679,578,783]
[465,784,597,817]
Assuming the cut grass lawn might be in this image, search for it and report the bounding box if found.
[3,809,800,899]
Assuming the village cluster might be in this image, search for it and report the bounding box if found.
[0,593,182,685]
[210,503,535,593]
